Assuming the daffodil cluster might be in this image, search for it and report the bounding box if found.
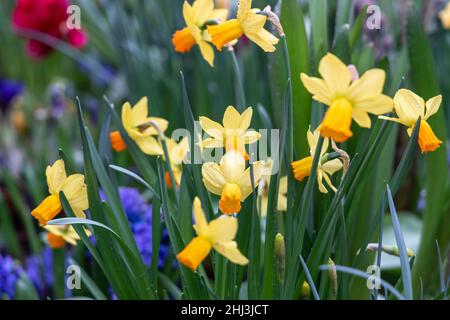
[172,0,279,66]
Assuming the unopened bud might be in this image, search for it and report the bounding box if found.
[366,243,415,257]
[328,258,338,298]
[275,233,285,282]
[301,281,310,299]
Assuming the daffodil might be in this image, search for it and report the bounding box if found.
[301,53,394,142]
[439,2,450,29]
[199,106,260,157]
[202,150,264,214]
[207,0,279,52]
[176,197,248,271]
[172,0,228,66]
[44,225,86,249]
[291,127,344,193]
[165,136,190,187]
[379,89,443,153]
[258,160,287,217]
[32,160,88,225]
[122,97,168,155]
[110,130,127,152]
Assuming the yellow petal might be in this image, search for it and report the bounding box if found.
[237,0,252,21]
[300,74,333,105]
[135,136,163,155]
[243,130,261,144]
[192,0,214,25]
[424,95,442,120]
[316,170,328,194]
[46,159,67,195]
[393,89,424,125]
[236,160,264,200]
[170,136,190,165]
[321,170,337,193]
[199,116,225,139]
[131,97,149,125]
[213,241,249,265]
[279,176,288,194]
[61,174,88,210]
[183,1,194,26]
[322,159,343,175]
[223,106,241,129]
[198,40,215,66]
[200,137,225,148]
[211,9,228,22]
[348,69,386,102]
[202,162,227,195]
[142,117,169,136]
[193,197,208,237]
[239,107,253,131]
[220,150,246,182]
[245,27,278,52]
[207,216,237,243]
[352,94,394,115]
[378,115,410,127]
[352,109,371,128]
[318,53,351,97]
[277,194,287,212]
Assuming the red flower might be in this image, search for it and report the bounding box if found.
[12,0,88,58]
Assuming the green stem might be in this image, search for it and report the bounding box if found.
[229,48,247,111]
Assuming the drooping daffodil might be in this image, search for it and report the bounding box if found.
[202,150,264,214]
[172,0,228,66]
[291,127,344,193]
[44,225,87,249]
[121,97,168,155]
[379,89,443,153]
[32,159,88,225]
[301,53,394,142]
[207,0,279,52]
[177,197,248,271]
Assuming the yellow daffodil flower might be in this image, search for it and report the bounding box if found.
[202,150,264,214]
[199,106,260,157]
[32,160,88,225]
[439,2,450,29]
[165,136,190,187]
[122,97,168,155]
[291,127,344,193]
[301,53,394,142]
[177,197,248,271]
[172,0,228,66]
[44,225,87,249]
[379,89,443,153]
[207,0,279,52]
[258,160,287,217]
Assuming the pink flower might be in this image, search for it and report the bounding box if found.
[12,0,88,58]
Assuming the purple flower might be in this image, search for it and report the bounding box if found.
[25,247,54,297]
[102,187,170,268]
[0,76,23,113]
[0,254,22,299]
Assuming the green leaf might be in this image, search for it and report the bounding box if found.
[280,0,311,157]
[386,185,413,300]
[407,7,448,296]
[68,258,108,300]
[48,216,120,238]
